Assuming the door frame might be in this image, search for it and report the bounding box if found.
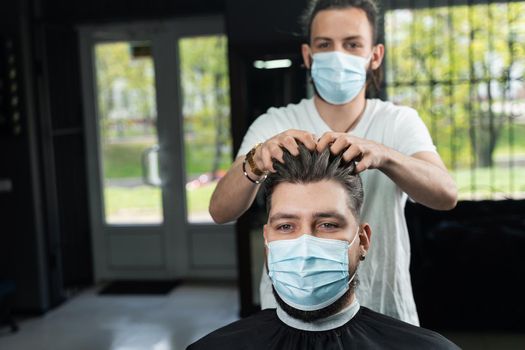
[79,16,236,282]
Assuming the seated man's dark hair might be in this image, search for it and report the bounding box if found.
[264,143,363,221]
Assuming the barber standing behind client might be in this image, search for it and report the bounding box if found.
[209,0,458,326]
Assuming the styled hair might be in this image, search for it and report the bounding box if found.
[301,0,380,44]
[264,143,363,220]
[300,0,383,94]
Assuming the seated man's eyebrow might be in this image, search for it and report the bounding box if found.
[312,212,348,224]
[269,213,300,224]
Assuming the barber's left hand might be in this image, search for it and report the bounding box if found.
[317,132,389,174]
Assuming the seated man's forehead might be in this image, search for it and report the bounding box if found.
[270,180,354,218]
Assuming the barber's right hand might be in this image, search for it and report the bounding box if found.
[254,129,317,173]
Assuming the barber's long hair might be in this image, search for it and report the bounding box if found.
[300,0,383,95]
[264,143,363,220]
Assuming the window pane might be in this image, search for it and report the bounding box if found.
[179,35,232,223]
[95,41,163,224]
[385,2,525,200]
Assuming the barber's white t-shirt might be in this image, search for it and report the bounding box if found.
[237,98,437,326]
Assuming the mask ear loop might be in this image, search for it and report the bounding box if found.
[347,226,362,284]
[348,226,360,247]
[368,49,375,61]
[363,50,374,71]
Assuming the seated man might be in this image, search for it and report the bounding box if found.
[188,144,459,350]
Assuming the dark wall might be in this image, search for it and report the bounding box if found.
[0,0,52,312]
[33,24,90,297]
[38,0,225,23]
[407,200,525,331]
[226,0,307,52]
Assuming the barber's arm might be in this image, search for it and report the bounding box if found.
[317,132,458,210]
[209,129,317,224]
[209,156,260,224]
[381,150,457,210]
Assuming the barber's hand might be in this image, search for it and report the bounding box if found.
[317,132,389,173]
[254,129,317,173]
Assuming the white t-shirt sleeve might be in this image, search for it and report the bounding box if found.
[237,119,265,158]
[393,107,437,156]
[236,113,279,158]
[236,102,313,158]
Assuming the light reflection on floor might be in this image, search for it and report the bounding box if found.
[0,282,239,350]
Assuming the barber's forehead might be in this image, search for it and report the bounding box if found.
[311,8,373,40]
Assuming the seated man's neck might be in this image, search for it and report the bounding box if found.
[276,294,360,331]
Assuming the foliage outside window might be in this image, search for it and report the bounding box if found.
[95,37,231,223]
[385,2,525,200]
[95,42,162,223]
[179,36,232,222]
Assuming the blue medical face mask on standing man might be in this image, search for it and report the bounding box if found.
[311,51,372,105]
[267,228,360,311]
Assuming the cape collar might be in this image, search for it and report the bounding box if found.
[276,298,360,332]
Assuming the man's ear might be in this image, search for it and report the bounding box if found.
[359,223,372,254]
[301,43,312,69]
[370,43,384,70]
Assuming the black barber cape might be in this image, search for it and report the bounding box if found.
[187,306,460,350]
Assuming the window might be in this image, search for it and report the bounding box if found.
[385,1,525,200]
[179,35,232,222]
[95,41,163,224]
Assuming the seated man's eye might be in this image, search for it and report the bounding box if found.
[277,224,293,232]
[319,223,338,229]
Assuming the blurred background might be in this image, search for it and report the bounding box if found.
[0,0,524,349]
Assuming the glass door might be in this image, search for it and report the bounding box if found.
[178,35,231,223]
[170,18,236,276]
[80,18,235,281]
[95,41,163,225]
[81,25,177,280]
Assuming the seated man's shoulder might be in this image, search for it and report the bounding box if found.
[358,307,461,350]
[187,309,277,350]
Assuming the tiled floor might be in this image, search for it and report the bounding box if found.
[0,282,239,350]
[1,282,524,350]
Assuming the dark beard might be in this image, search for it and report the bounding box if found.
[273,276,359,323]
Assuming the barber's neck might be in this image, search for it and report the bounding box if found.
[314,90,367,133]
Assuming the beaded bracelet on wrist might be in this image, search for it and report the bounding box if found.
[242,158,268,184]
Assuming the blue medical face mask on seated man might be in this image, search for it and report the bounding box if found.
[267,229,359,311]
[311,51,372,105]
